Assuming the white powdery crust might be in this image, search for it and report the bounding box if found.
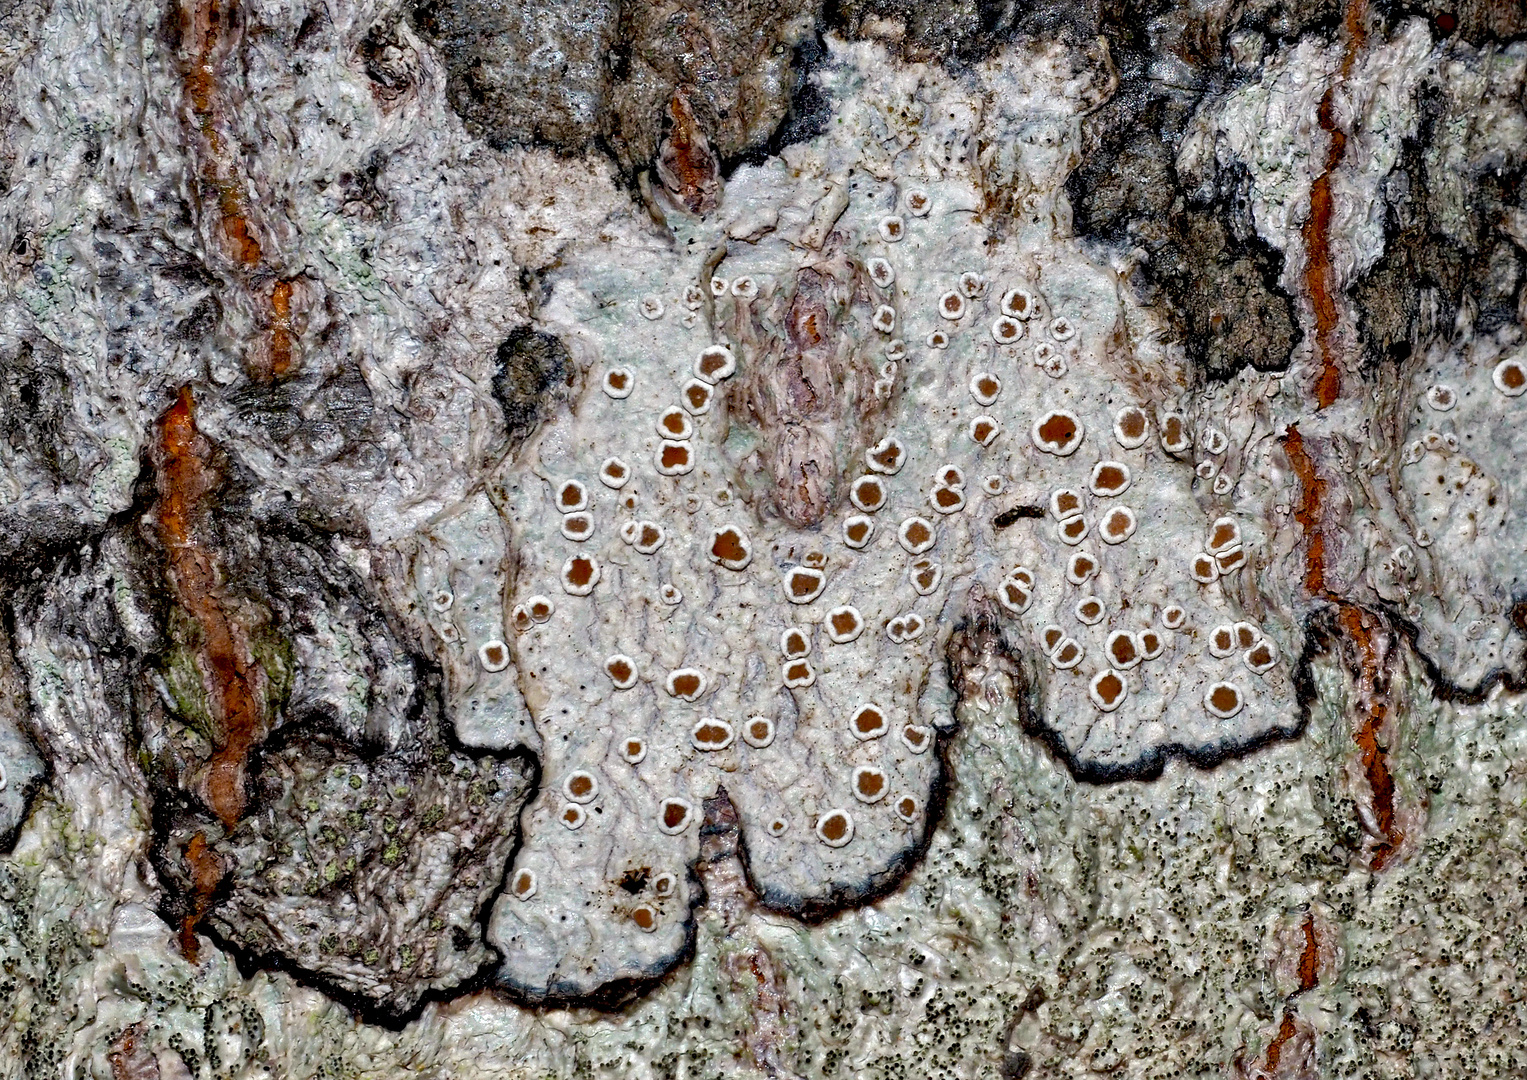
[1389,336,1527,688]
[482,47,1310,996]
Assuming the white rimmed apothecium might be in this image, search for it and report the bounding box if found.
[969,372,1001,405]
[851,765,889,804]
[897,517,937,555]
[655,440,693,475]
[1001,287,1035,319]
[1113,405,1149,448]
[691,718,736,751]
[825,605,865,643]
[847,702,889,740]
[695,344,735,383]
[679,379,713,415]
[1160,413,1192,454]
[555,479,588,513]
[560,555,600,595]
[563,771,599,804]
[842,515,874,548]
[665,668,706,702]
[599,457,630,488]
[603,367,634,399]
[742,716,776,749]
[782,565,826,604]
[478,640,511,672]
[1031,410,1083,455]
[604,654,638,689]
[1493,356,1527,396]
[816,809,854,847]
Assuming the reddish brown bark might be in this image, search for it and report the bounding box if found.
[1338,605,1403,869]
[155,387,267,832]
[1300,0,1369,409]
[181,0,264,268]
[656,89,721,215]
[177,832,225,963]
[1264,1011,1300,1072]
[1284,423,1404,871]
[269,278,295,376]
[1282,424,1329,598]
[1296,914,1320,993]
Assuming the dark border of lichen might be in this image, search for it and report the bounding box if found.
[1368,595,1527,706]
[1004,606,1327,786]
[733,690,956,926]
[31,552,1527,1029]
[475,806,710,1013]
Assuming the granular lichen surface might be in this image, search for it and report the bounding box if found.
[0,0,1525,1075]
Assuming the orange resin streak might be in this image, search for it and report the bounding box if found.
[1296,913,1320,993]
[183,0,262,268]
[269,278,294,376]
[178,831,224,963]
[1300,0,1369,409]
[1338,605,1402,870]
[1285,423,1403,870]
[156,387,266,832]
[662,90,718,214]
[1264,1011,1300,1073]
[183,0,300,379]
[1282,424,1329,598]
[1258,916,1320,1073]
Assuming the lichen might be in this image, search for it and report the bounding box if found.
[0,0,1524,1072]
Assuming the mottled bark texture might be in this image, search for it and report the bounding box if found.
[412,0,819,178]
[734,263,885,527]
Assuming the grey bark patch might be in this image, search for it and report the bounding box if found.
[156,711,535,1025]
[108,474,535,1022]
[603,0,819,172]
[0,340,73,486]
[411,0,621,152]
[1390,0,1527,43]
[230,365,375,464]
[828,0,1009,62]
[0,622,44,854]
[357,21,421,106]
[827,0,1103,62]
[1354,77,1527,362]
[0,338,108,563]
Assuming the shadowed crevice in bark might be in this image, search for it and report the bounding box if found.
[491,326,574,452]
[1067,0,1306,382]
[945,591,1317,786]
